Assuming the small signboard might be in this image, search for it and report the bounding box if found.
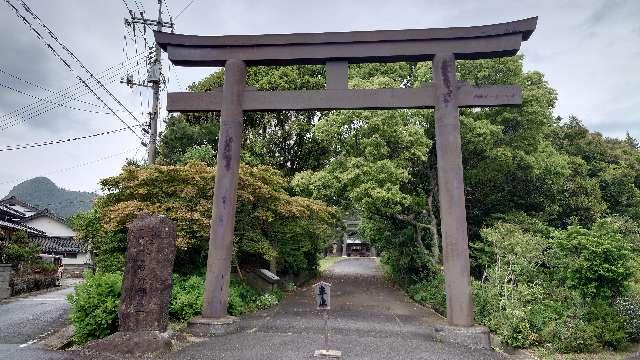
[313,281,331,310]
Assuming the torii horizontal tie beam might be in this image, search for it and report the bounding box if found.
[167,85,521,112]
[154,17,537,66]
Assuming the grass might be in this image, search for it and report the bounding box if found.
[318,256,344,272]
[531,345,639,360]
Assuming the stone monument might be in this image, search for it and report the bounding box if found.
[86,214,177,355]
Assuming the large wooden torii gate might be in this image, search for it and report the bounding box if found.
[155,16,537,339]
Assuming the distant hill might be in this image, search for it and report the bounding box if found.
[6,177,96,219]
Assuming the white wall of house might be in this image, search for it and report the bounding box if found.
[23,217,76,237]
[61,252,91,265]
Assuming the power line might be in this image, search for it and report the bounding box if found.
[0,66,107,110]
[0,82,112,116]
[176,0,195,19]
[0,50,150,125]
[2,0,144,140]
[18,1,145,128]
[0,57,149,126]
[0,59,148,131]
[0,127,129,152]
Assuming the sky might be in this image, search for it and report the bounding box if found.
[0,0,639,196]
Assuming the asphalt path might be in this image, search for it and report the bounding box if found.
[0,285,74,360]
[161,257,505,360]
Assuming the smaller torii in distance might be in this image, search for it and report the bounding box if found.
[155,16,537,346]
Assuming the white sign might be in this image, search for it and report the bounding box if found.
[313,281,331,310]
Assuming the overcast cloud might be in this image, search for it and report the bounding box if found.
[0,0,638,196]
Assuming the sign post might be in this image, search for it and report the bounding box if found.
[313,281,341,358]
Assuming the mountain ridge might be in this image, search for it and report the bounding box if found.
[6,177,96,219]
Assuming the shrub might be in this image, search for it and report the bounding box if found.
[4,231,41,266]
[526,299,569,335]
[67,272,122,344]
[583,300,629,350]
[616,292,640,341]
[550,220,635,300]
[94,254,125,273]
[169,273,283,319]
[69,271,283,343]
[169,274,204,321]
[542,316,600,353]
[407,272,446,315]
[254,292,281,310]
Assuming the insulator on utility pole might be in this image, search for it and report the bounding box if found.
[123,0,174,165]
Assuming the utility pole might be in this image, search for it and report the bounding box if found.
[123,0,174,164]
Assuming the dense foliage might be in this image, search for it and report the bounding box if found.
[67,271,281,344]
[71,162,338,275]
[71,55,640,353]
[67,272,122,344]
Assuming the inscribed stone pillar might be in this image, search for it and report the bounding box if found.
[202,59,247,319]
[118,214,176,332]
[433,53,474,327]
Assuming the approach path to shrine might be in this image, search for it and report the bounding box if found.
[163,257,507,359]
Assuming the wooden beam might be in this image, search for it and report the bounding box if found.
[165,34,524,67]
[326,61,348,90]
[166,85,521,112]
[155,17,537,49]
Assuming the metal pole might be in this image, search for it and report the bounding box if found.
[323,311,328,349]
[202,59,247,318]
[432,53,474,327]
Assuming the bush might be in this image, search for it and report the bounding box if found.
[170,273,283,320]
[542,316,600,353]
[169,274,204,321]
[583,300,629,350]
[550,220,635,300]
[94,254,125,273]
[67,272,122,344]
[4,231,41,265]
[616,292,640,341]
[407,272,446,315]
[69,271,284,343]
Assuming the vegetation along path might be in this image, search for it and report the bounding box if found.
[163,257,504,360]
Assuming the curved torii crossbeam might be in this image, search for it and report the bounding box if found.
[155,17,537,344]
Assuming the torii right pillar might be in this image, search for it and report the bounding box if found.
[432,53,491,349]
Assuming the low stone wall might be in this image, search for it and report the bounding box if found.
[0,264,11,300]
[61,264,91,279]
[10,271,58,296]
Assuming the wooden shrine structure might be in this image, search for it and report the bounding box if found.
[155,17,537,334]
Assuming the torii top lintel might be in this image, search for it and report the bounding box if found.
[154,17,537,67]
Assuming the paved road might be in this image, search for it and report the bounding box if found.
[160,257,504,360]
[0,286,75,360]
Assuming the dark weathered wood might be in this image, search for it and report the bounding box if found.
[433,53,474,327]
[164,33,524,66]
[166,85,521,112]
[155,17,536,49]
[326,61,348,90]
[202,59,246,319]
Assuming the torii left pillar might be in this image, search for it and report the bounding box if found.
[188,59,246,336]
[432,53,490,348]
